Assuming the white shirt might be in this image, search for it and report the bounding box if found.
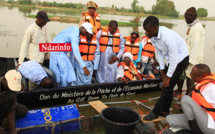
[150,26,189,77]
[18,22,50,64]
[186,19,205,65]
[201,83,215,129]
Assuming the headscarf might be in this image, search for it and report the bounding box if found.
[185,7,197,16]
[122,52,133,61]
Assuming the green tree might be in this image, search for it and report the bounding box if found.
[8,0,14,3]
[131,0,145,13]
[197,8,208,18]
[18,0,32,4]
[131,0,139,12]
[151,0,179,18]
[111,4,115,9]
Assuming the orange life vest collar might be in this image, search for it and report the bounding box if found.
[142,36,155,58]
[99,27,120,53]
[79,35,97,61]
[192,73,215,120]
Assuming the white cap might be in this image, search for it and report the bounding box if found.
[122,52,133,61]
[81,23,93,35]
[5,69,22,92]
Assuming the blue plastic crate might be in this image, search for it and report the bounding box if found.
[16,104,80,134]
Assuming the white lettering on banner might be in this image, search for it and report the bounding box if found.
[126,92,136,96]
[76,97,86,102]
[109,94,118,98]
[85,90,91,96]
[97,88,111,94]
[122,85,143,91]
[117,87,122,92]
[52,93,59,99]
[88,96,99,101]
[101,95,108,99]
[61,91,84,98]
[119,93,125,96]
[129,85,142,91]
[39,94,51,100]
[143,83,158,88]
[67,99,75,104]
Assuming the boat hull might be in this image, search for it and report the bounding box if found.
[17,79,161,109]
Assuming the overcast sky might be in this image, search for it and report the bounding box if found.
[45,0,215,17]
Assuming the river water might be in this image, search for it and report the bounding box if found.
[0,5,215,133]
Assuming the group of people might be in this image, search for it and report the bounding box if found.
[1,1,214,133]
[141,8,215,134]
[15,1,157,89]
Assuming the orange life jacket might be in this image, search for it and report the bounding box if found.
[118,62,142,81]
[79,35,97,61]
[124,36,140,60]
[192,73,215,120]
[142,36,155,58]
[82,12,101,34]
[99,27,120,53]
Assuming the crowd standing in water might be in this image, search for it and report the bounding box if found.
[0,1,214,133]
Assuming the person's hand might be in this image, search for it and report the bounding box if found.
[134,74,141,80]
[109,56,119,64]
[160,70,166,79]
[123,79,129,84]
[118,77,129,84]
[16,64,21,69]
[137,62,141,70]
[162,76,170,89]
[145,75,152,79]
[83,67,91,76]
[139,73,152,79]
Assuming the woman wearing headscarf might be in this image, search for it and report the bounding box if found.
[117,52,152,84]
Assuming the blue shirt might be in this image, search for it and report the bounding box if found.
[52,26,85,68]
[18,60,47,85]
[150,26,189,77]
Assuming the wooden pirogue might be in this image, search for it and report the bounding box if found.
[17,78,162,109]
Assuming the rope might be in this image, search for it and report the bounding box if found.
[51,122,56,134]
[16,115,100,132]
